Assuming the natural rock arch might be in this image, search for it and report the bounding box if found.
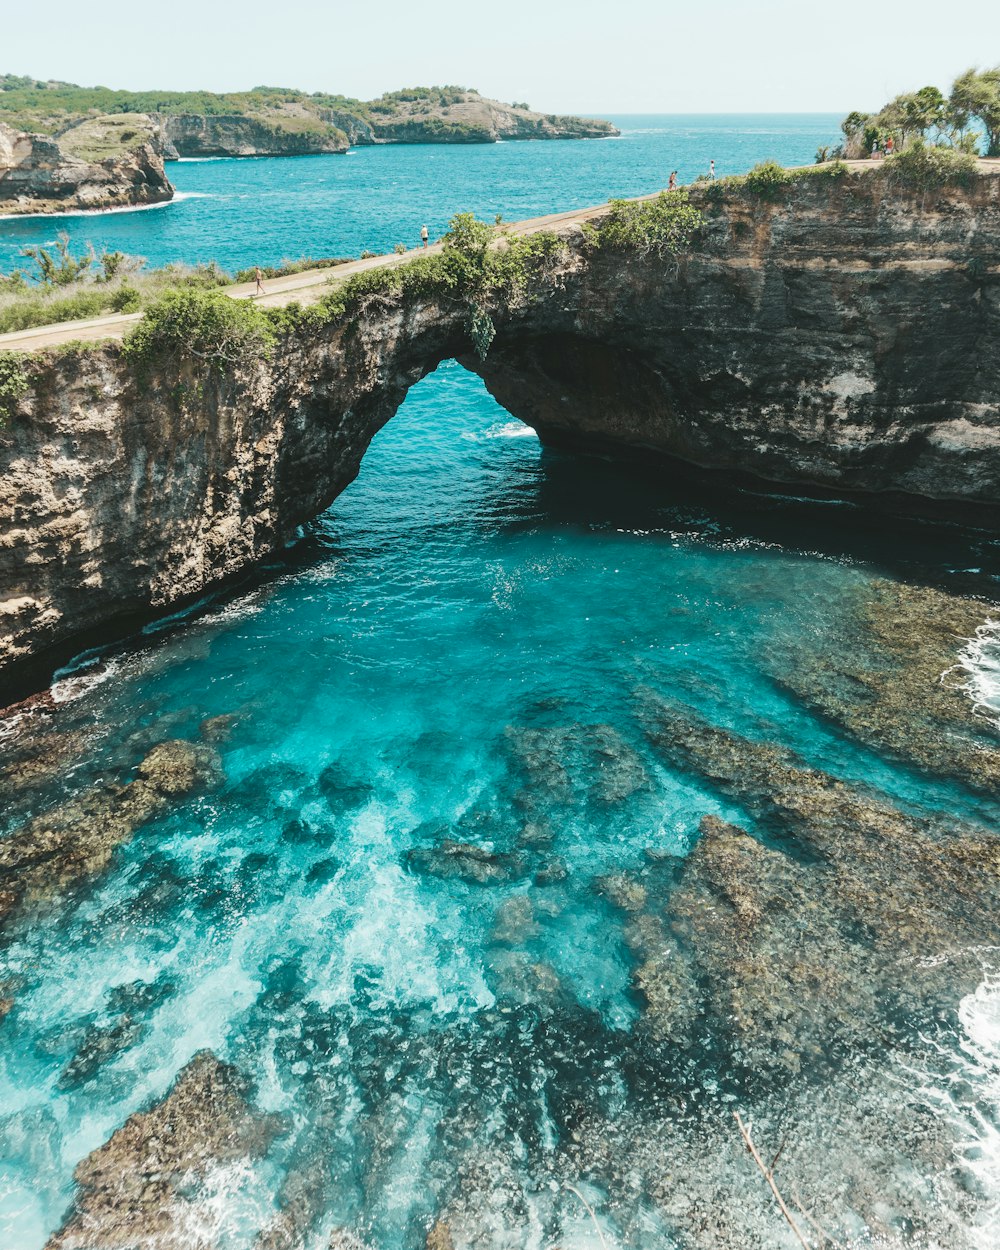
[3,172,1000,693]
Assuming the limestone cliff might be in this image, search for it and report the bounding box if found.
[0,115,172,215]
[1,171,998,694]
[360,93,619,144]
[156,112,349,158]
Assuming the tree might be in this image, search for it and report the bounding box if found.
[950,67,1000,156]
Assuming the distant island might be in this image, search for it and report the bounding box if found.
[0,77,619,216]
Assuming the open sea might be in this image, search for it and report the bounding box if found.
[1,116,999,1250]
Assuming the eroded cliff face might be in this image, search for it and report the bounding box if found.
[0,118,172,215]
[156,112,349,158]
[1,173,999,693]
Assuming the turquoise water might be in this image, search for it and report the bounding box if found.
[0,114,841,272]
[2,118,1000,1249]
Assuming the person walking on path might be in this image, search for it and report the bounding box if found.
[668,170,678,190]
[420,224,429,249]
[886,135,895,156]
[871,139,880,160]
[254,266,265,296]
[709,159,716,179]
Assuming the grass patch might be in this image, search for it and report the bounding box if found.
[0,238,231,334]
[57,113,158,161]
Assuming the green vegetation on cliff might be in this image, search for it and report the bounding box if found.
[0,75,617,146]
[587,190,704,253]
[0,350,29,426]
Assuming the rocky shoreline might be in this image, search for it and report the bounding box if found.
[0,117,172,216]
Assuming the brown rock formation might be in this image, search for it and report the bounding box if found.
[156,111,349,158]
[0,116,172,215]
[0,737,220,930]
[46,1050,281,1249]
[1,172,1000,694]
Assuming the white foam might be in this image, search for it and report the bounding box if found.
[903,950,1000,1250]
[954,619,1000,729]
[954,965,1000,1250]
[0,193,205,224]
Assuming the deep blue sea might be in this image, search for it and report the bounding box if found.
[2,117,1000,1250]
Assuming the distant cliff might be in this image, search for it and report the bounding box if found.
[156,112,349,158]
[0,113,171,215]
[0,77,619,163]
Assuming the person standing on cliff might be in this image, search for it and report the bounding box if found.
[668,170,678,190]
[254,266,265,296]
[421,224,429,249]
[709,160,716,179]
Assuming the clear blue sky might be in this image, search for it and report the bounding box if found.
[6,0,999,113]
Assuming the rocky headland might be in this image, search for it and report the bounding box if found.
[0,114,172,215]
[0,77,618,172]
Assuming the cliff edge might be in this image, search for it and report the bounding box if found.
[0,113,172,215]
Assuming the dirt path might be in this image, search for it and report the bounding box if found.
[0,201,616,353]
[2,159,997,354]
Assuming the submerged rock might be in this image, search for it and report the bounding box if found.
[0,739,220,931]
[46,1050,282,1249]
[630,692,1000,1072]
[769,577,1000,790]
[405,839,526,886]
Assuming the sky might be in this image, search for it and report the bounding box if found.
[4,0,999,114]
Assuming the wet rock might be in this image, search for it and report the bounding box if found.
[769,577,1000,791]
[305,856,341,887]
[135,738,219,795]
[46,1050,282,1249]
[518,819,555,847]
[504,722,651,810]
[328,1231,370,1250]
[253,1135,332,1250]
[106,974,176,1017]
[0,739,221,930]
[491,896,540,945]
[281,816,324,844]
[534,857,568,886]
[404,840,526,886]
[317,761,375,814]
[58,1015,142,1088]
[426,1219,455,1250]
[634,693,1000,1071]
[595,872,648,913]
[199,712,239,742]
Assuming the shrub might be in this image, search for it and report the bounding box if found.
[394,243,408,255]
[592,191,704,257]
[883,141,977,187]
[122,288,276,372]
[21,233,93,286]
[110,284,141,313]
[742,160,794,197]
[0,351,29,427]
